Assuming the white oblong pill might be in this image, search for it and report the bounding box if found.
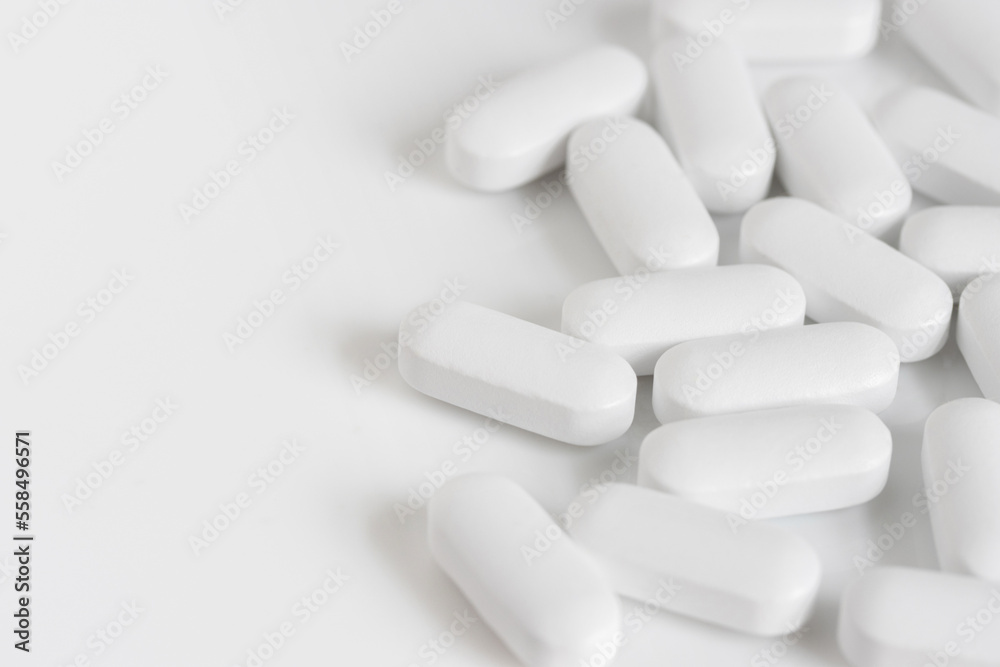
[874,86,1000,206]
[445,46,647,192]
[567,116,719,275]
[923,398,1000,581]
[650,33,775,213]
[639,405,891,519]
[561,265,805,375]
[897,0,1000,116]
[838,567,1000,667]
[650,0,880,63]
[741,197,954,362]
[763,77,912,238]
[398,301,636,446]
[566,483,821,636]
[652,322,900,423]
[429,475,621,667]
[957,278,1000,401]
[899,206,1000,300]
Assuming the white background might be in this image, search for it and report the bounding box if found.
[0,0,987,665]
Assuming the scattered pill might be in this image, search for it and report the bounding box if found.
[874,86,1000,206]
[838,567,1000,667]
[741,197,953,362]
[896,0,1000,116]
[398,301,637,446]
[401,13,1000,664]
[561,264,805,375]
[429,474,622,667]
[650,32,775,213]
[762,77,912,238]
[445,45,647,192]
[922,398,1000,582]
[567,483,821,636]
[566,116,719,275]
[639,405,892,519]
[650,0,880,63]
[899,206,1000,300]
[652,322,900,423]
[957,277,1000,401]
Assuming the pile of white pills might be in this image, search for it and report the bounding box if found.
[398,1,1000,665]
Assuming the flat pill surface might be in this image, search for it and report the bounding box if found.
[923,398,1000,582]
[896,0,1000,115]
[874,86,1000,206]
[398,301,636,446]
[652,322,899,423]
[567,483,821,636]
[838,567,1000,667]
[899,206,1000,300]
[763,77,911,238]
[650,33,774,213]
[650,0,879,62]
[429,475,621,667]
[639,405,891,519]
[561,264,805,375]
[567,116,718,274]
[957,277,1000,401]
[445,45,647,192]
[741,197,953,362]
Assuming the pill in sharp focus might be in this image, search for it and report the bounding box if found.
[874,86,1000,206]
[895,0,1000,116]
[762,77,912,239]
[838,567,1000,667]
[428,475,621,667]
[566,483,821,636]
[899,206,1000,301]
[650,0,880,63]
[639,405,892,519]
[566,116,719,275]
[741,197,954,362]
[561,264,805,376]
[445,45,647,192]
[650,32,775,213]
[652,322,900,423]
[957,277,1000,401]
[398,301,637,446]
[923,398,1000,582]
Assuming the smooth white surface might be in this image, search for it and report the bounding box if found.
[650,32,774,213]
[874,86,1000,206]
[567,116,718,274]
[639,405,892,519]
[649,0,880,62]
[445,45,647,192]
[562,264,804,375]
[838,567,1000,667]
[652,322,900,423]
[398,300,637,446]
[957,278,1000,401]
[2,1,994,665]
[922,398,1000,582]
[567,483,822,637]
[763,77,911,238]
[741,197,954,362]
[899,206,1000,300]
[429,474,622,667]
[895,0,1000,116]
